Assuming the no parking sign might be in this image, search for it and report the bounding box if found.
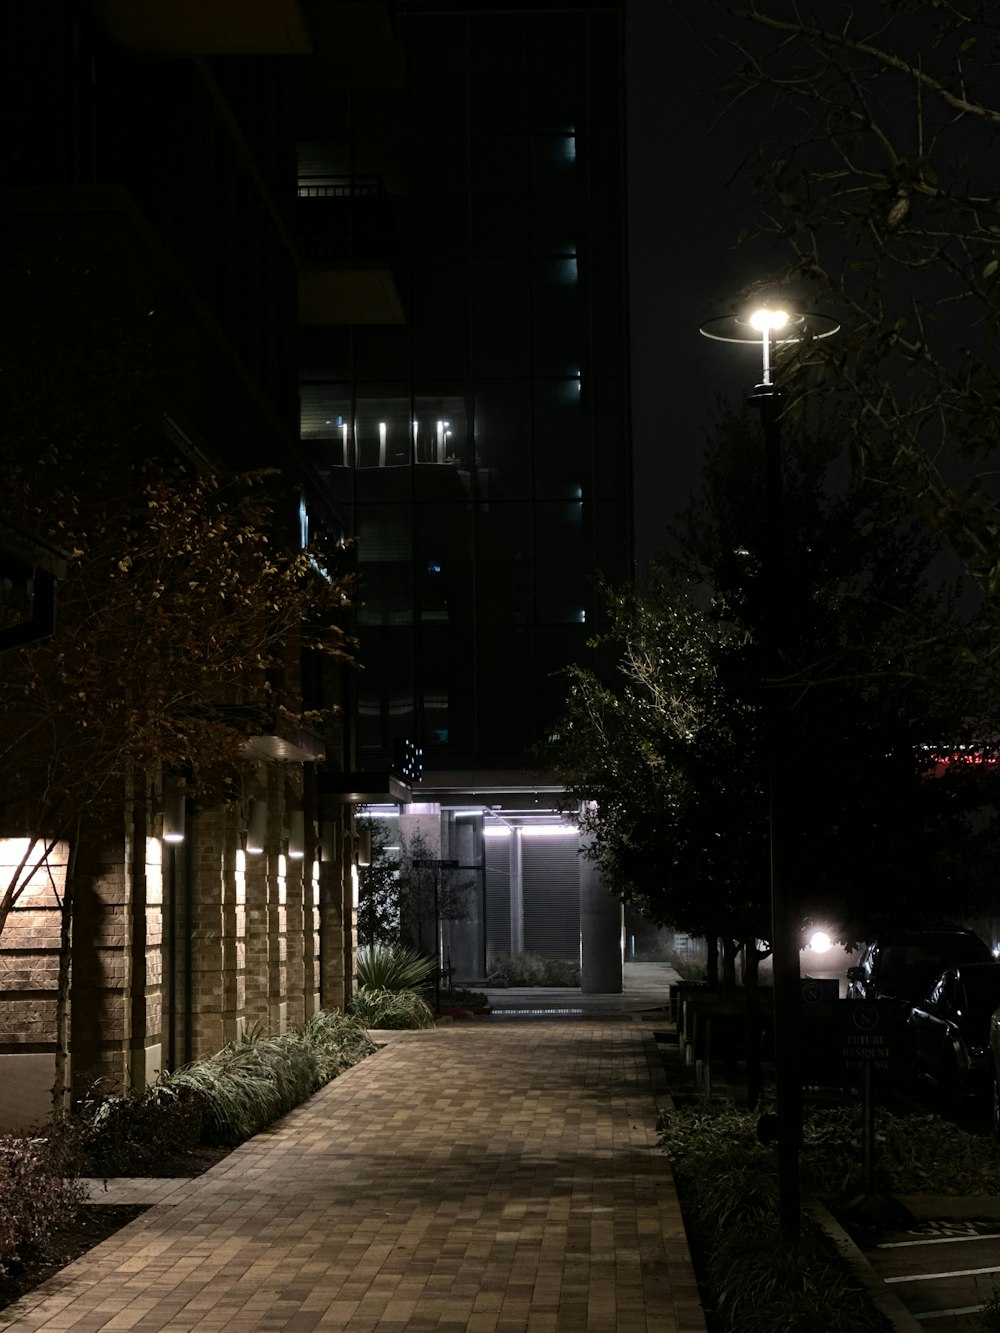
[837,999,898,1078]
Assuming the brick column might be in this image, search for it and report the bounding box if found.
[70,808,132,1098]
[302,857,321,1017]
[229,847,247,1040]
[319,855,346,1013]
[243,836,271,1031]
[187,805,229,1060]
[284,849,306,1028]
[269,844,289,1035]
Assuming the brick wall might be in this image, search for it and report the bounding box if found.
[0,770,351,1127]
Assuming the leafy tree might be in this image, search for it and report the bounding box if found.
[546,414,999,974]
[396,829,471,962]
[357,820,403,947]
[704,1,1000,592]
[0,443,354,937]
[358,823,471,960]
[0,435,355,1107]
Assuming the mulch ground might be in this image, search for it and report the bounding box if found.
[0,1144,233,1314]
[0,1205,145,1313]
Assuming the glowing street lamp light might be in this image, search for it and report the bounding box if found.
[749,307,788,386]
[700,306,838,393]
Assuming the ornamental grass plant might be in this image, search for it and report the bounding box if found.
[162,1014,376,1145]
[347,985,435,1030]
[82,1010,376,1159]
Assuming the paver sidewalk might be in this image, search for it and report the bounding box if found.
[1,1023,706,1333]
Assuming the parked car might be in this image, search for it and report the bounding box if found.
[906,962,1000,1099]
[846,930,992,1011]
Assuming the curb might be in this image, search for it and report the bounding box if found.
[808,1200,925,1333]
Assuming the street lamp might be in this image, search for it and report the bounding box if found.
[700,303,838,1244]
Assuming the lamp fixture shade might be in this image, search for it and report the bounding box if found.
[699,308,839,391]
[288,810,305,859]
[246,799,268,854]
[163,790,186,843]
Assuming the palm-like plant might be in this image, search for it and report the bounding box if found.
[356,942,435,992]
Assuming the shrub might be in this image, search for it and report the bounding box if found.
[0,1130,86,1277]
[68,1012,377,1171]
[801,1106,1000,1198]
[487,951,581,987]
[976,1287,1000,1331]
[659,1105,896,1333]
[348,986,435,1030]
[708,1219,888,1333]
[356,942,436,992]
[288,1009,376,1083]
[440,987,489,1008]
[78,1080,205,1176]
[135,1011,374,1150]
[163,1032,319,1146]
[660,1102,1000,1211]
[664,948,707,982]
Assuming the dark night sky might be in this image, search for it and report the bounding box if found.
[625,1,778,565]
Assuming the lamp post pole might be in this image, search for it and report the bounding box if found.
[700,306,838,1246]
[750,371,801,1244]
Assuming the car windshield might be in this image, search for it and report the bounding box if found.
[958,968,1000,1020]
[879,941,989,994]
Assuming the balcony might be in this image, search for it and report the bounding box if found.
[296,177,405,325]
[87,0,312,53]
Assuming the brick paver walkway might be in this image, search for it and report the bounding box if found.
[1,1023,706,1333]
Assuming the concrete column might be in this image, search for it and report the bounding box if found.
[509,828,524,956]
[579,837,623,994]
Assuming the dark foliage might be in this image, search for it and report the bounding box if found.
[77,1083,206,1177]
[0,1128,86,1278]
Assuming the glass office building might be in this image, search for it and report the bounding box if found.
[299,3,631,777]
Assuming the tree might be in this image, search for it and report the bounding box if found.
[546,414,999,972]
[706,1,1000,593]
[0,445,354,933]
[396,830,472,965]
[0,437,355,1106]
[357,820,403,947]
[357,823,471,960]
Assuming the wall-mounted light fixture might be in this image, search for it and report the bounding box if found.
[246,799,268,855]
[287,810,305,860]
[162,789,186,844]
[319,819,338,862]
